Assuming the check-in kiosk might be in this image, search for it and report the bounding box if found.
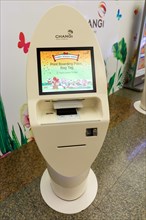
[134,44,146,115]
[27,5,109,214]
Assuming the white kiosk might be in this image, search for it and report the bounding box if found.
[134,45,146,115]
[27,5,109,214]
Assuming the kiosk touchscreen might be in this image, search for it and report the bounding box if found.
[27,5,109,214]
[37,47,96,95]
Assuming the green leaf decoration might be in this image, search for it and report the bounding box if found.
[112,38,127,64]
[0,95,13,154]
[118,66,122,78]
[108,72,116,95]
[118,72,123,81]
[18,123,27,145]
[117,81,122,87]
[11,126,21,150]
[117,66,123,88]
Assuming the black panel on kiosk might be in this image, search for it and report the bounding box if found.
[37,47,96,95]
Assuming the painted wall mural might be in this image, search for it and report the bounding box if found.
[1,0,145,157]
[107,38,127,95]
[0,96,33,158]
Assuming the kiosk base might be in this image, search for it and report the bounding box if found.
[134,101,146,115]
[40,169,98,214]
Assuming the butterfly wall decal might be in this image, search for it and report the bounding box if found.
[18,32,30,54]
[134,8,139,15]
[116,9,122,21]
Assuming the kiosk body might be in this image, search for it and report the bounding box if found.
[140,44,146,111]
[134,44,146,114]
[27,5,109,202]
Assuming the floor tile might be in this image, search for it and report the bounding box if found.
[0,177,108,220]
[97,148,146,220]
[115,88,142,102]
[0,195,26,220]
[108,93,136,129]
[130,199,146,220]
[91,112,146,206]
[0,141,46,201]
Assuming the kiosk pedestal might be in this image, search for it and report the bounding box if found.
[134,76,146,115]
[40,169,97,214]
[27,5,109,214]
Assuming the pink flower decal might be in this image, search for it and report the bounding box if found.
[20,104,30,128]
[20,104,34,142]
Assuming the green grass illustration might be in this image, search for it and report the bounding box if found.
[0,95,27,156]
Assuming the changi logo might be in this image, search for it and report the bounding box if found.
[98,1,106,18]
[88,1,106,29]
[55,30,73,40]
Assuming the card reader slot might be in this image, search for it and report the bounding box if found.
[57,144,86,149]
[57,108,77,115]
[53,100,83,109]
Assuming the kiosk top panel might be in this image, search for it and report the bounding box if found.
[27,4,107,100]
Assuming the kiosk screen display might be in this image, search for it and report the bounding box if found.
[37,47,96,95]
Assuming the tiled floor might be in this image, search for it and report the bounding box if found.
[0,88,146,220]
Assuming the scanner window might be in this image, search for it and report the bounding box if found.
[86,128,98,136]
[57,108,77,116]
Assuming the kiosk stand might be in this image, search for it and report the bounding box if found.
[27,5,109,214]
[134,45,146,115]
